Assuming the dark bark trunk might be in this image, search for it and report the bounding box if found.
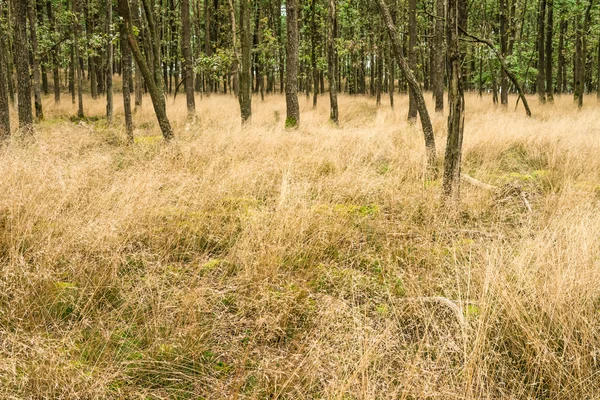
[443,0,465,201]
[545,0,554,102]
[106,0,114,123]
[73,0,84,118]
[239,0,252,122]
[118,0,173,140]
[182,0,196,115]
[12,0,34,135]
[377,0,438,172]
[0,17,10,140]
[536,0,546,103]
[328,0,338,123]
[500,0,509,105]
[286,0,300,128]
[407,0,417,121]
[28,0,42,120]
[433,0,444,112]
[121,23,134,143]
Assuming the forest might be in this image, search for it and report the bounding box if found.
[2,0,600,398]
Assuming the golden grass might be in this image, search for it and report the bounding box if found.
[2,90,600,399]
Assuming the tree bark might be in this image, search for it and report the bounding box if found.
[121,23,134,144]
[443,0,465,201]
[131,0,143,111]
[407,0,417,121]
[0,15,10,140]
[182,0,196,116]
[27,0,43,120]
[286,0,300,128]
[536,0,546,103]
[433,0,444,112]
[239,0,252,122]
[12,0,34,135]
[73,0,84,118]
[545,0,554,102]
[107,0,114,123]
[557,17,566,94]
[499,0,509,105]
[377,0,437,172]
[118,0,173,140]
[328,0,338,123]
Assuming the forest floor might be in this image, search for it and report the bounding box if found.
[2,91,600,399]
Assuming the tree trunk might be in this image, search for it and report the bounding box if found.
[377,0,438,172]
[433,0,444,112]
[557,17,566,94]
[536,0,546,103]
[131,0,143,111]
[311,0,318,108]
[499,0,509,105]
[12,0,34,135]
[118,0,173,140]
[239,0,252,122]
[443,0,465,201]
[286,0,300,128]
[46,1,60,103]
[107,0,114,123]
[28,0,43,120]
[73,0,84,118]
[328,0,338,123]
[121,23,134,144]
[545,0,554,102]
[376,37,383,107]
[407,0,417,121]
[0,16,10,140]
[182,0,196,116]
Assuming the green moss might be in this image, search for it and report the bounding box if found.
[285,117,298,129]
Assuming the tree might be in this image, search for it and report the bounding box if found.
[0,15,9,140]
[106,0,114,123]
[536,0,547,103]
[286,0,300,128]
[239,0,252,122]
[328,0,338,123]
[27,0,43,120]
[11,0,33,135]
[181,0,196,116]
[73,0,84,118]
[118,0,173,140]
[499,0,508,106]
[545,0,554,102]
[121,23,134,143]
[407,0,417,121]
[433,0,444,112]
[377,0,437,172]
[443,0,465,201]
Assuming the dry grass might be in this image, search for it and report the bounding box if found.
[2,90,600,399]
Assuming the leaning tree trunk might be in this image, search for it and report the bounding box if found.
[27,0,43,120]
[121,23,134,143]
[118,0,173,140]
[433,0,444,112]
[377,0,438,172]
[443,0,465,201]
[328,0,338,123]
[12,0,33,135]
[286,0,300,128]
[239,0,252,122]
[182,0,196,116]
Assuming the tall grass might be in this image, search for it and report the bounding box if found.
[1,91,600,399]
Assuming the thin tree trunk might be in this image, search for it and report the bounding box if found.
[118,0,173,140]
[500,0,509,105]
[182,0,196,116]
[107,0,114,123]
[73,0,84,118]
[311,0,318,108]
[0,16,10,140]
[433,0,444,112]
[239,0,252,122]
[121,23,133,143]
[12,0,34,135]
[377,0,438,172]
[328,0,338,123]
[407,0,417,121]
[557,16,566,94]
[545,0,554,102]
[536,0,546,103]
[443,0,465,201]
[27,0,42,119]
[286,0,300,128]
[131,0,143,111]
